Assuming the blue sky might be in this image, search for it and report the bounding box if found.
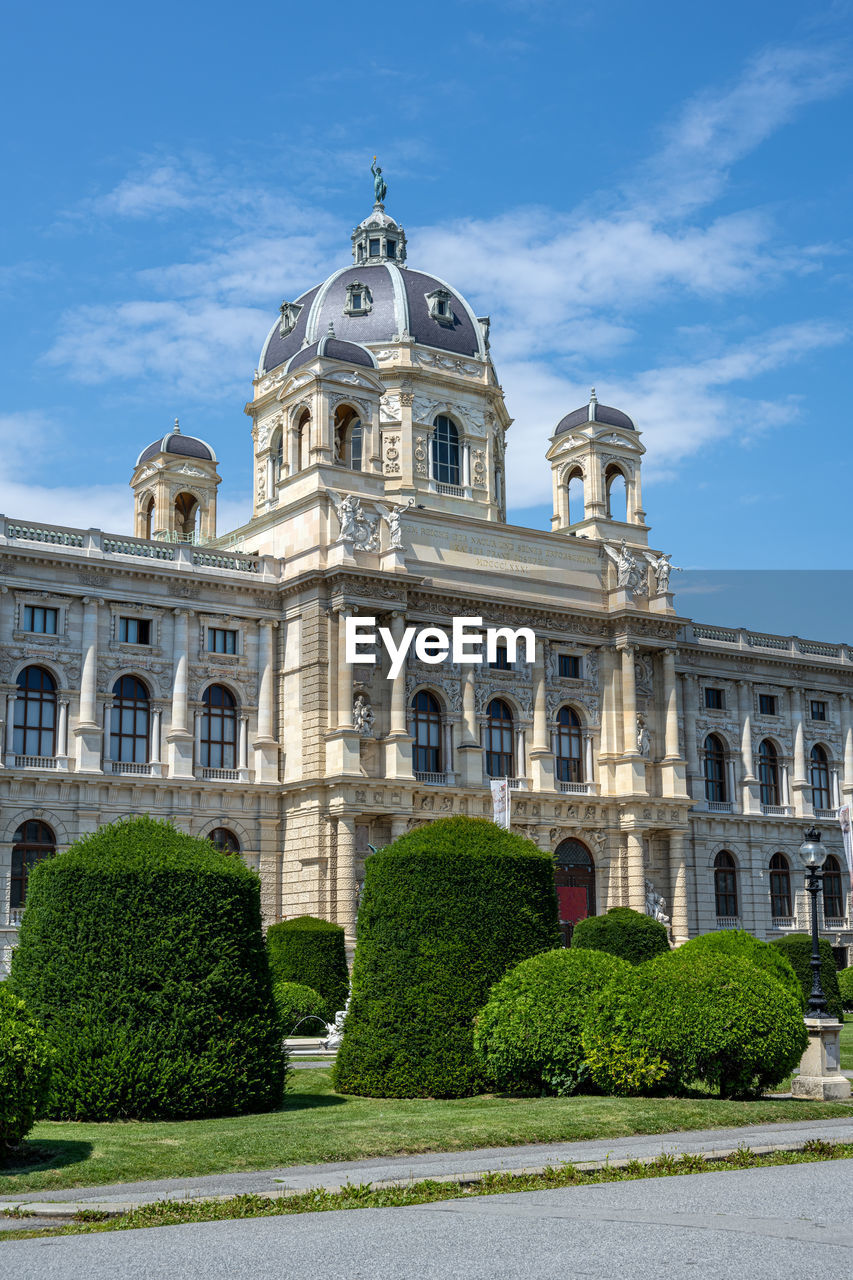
[1,0,852,591]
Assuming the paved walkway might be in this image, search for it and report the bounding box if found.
[3,1115,853,1221]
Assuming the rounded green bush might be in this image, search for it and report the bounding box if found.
[333,817,561,1098]
[571,907,670,964]
[0,986,53,1148]
[582,950,808,1098]
[10,816,286,1121]
[771,935,844,1021]
[473,948,631,1095]
[266,916,348,1020]
[838,966,853,1011]
[273,982,328,1036]
[676,930,804,1009]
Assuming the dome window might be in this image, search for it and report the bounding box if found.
[426,288,454,327]
[279,300,303,338]
[386,238,397,259]
[344,281,372,316]
[369,237,381,257]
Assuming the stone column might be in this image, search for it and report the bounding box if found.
[102,699,112,765]
[337,814,358,944]
[737,679,759,813]
[254,618,279,782]
[326,609,338,730]
[791,686,809,815]
[457,664,484,786]
[516,727,526,780]
[443,721,453,777]
[620,645,638,756]
[660,648,687,798]
[166,608,194,777]
[681,673,700,799]
[842,694,853,800]
[384,611,413,780]
[337,609,354,730]
[626,831,645,912]
[239,715,249,771]
[193,709,203,769]
[56,697,70,769]
[584,731,594,784]
[150,708,162,768]
[74,596,103,771]
[390,815,408,842]
[5,693,17,758]
[668,830,689,943]
[529,641,554,790]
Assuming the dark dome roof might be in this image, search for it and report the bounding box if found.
[555,397,636,435]
[285,332,377,374]
[135,423,216,467]
[259,262,486,374]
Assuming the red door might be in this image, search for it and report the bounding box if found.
[554,839,596,947]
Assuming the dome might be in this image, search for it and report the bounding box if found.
[554,391,635,435]
[259,256,487,375]
[284,330,377,374]
[135,420,216,467]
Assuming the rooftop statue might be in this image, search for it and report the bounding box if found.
[371,157,387,206]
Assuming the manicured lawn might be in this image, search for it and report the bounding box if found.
[840,1019,853,1070]
[3,1069,853,1196]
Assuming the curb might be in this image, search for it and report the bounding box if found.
[0,1139,831,1223]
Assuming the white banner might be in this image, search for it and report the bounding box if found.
[490,778,510,830]
[839,804,853,895]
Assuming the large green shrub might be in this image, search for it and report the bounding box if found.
[838,966,853,1011]
[273,982,328,1036]
[677,930,804,1009]
[10,816,285,1121]
[266,916,348,1019]
[473,948,630,1095]
[333,817,561,1098]
[582,951,807,1098]
[0,986,53,1148]
[770,935,844,1021]
[572,907,670,964]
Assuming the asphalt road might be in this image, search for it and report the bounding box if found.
[4,1158,852,1279]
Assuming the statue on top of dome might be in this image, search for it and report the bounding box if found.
[371,157,387,206]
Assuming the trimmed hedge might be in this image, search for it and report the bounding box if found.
[10,816,286,1121]
[770,934,844,1022]
[266,916,348,1020]
[0,985,53,1148]
[571,907,670,965]
[676,930,804,1010]
[333,817,561,1098]
[838,966,853,1011]
[582,951,807,1098]
[473,948,631,1095]
[273,982,328,1036]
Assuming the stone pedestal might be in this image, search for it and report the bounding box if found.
[791,1017,851,1100]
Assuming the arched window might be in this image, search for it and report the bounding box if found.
[758,739,779,806]
[810,745,831,811]
[769,852,792,919]
[703,734,727,803]
[143,496,155,539]
[10,820,55,909]
[605,465,627,521]
[824,854,845,921]
[554,838,595,945]
[555,706,583,784]
[201,684,237,769]
[567,468,584,525]
[174,491,198,540]
[13,666,57,758]
[111,676,150,764]
[334,406,363,472]
[296,410,310,471]
[411,690,442,774]
[431,415,460,485]
[270,429,283,487]
[485,698,514,778]
[714,850,739,918]
[209,827,240,855]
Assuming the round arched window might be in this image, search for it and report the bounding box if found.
[209,827,240,855]
[11,820,55,908]
[201,685,237,770]
[13,666,57,759]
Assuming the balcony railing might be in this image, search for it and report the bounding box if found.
[7,908,24,927]
[707,800,733,813]
[558,781,593,794]
[415,771,451,785]
[815,809,839,820]
[434,482,465,497]
[824,918,848,931]
[201,767,241,781]
[771,917,796,930]
[506,777,528,791]
[110,761,153,776]
[715,916,741,929]
[760,804,791,816]
[14,755,57,769]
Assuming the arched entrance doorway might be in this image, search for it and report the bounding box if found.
[554,838,596,947]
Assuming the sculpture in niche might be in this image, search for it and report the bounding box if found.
[353,695,375,738]
[645,879,671,931]
[637,713,650,757]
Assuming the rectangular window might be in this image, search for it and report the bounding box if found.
[558,654,582,679]
[811,700,827,721]
[23,605,58,634]
[386,240,396,259]
[119,617,151,645]
[369,238,380,256]
[705,687,725,710]
[489,644,511,670]
[351,292,362,310]
[759,694,778,716]
[208,628,238,655]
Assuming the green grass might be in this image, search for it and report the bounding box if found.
[3,1140,852,1242]
[840,1019,853,1070]
[3,1065,853,1197]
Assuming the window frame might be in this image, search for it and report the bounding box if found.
[823,855,845,920]
[714,850,739,918]
[555,705,584,784]
[809,744,832,811]
[13,665,57,758]
[200,683,238,770]
[431,414,461,486]
[810,700,827,722]
[10,820,56,909]
[703,734,727,803]
[758,693,778,716]
[118,616,151,646]
[411,690,442,774]
[758,739,780,806]
[558,654,582,680]
[704,687,725,711]
[485,698,514,778]
[769,852,792,919]
[110,675,151,764]
[207,626,239,656]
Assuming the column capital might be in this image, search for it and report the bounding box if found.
[258,617,279,629]
[81,596,103,608]
[617,641,635,656]
[172,607,194,618]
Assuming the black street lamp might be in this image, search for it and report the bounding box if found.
[797,825,829,1019]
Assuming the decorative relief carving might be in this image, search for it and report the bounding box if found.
[472,448,487,487]
[379,394,401,424]
[382,433,401,475]
[414,435,428,477]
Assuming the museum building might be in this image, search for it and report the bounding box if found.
[1,187,851,973]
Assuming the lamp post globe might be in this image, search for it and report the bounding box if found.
[798,826,829,1018]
